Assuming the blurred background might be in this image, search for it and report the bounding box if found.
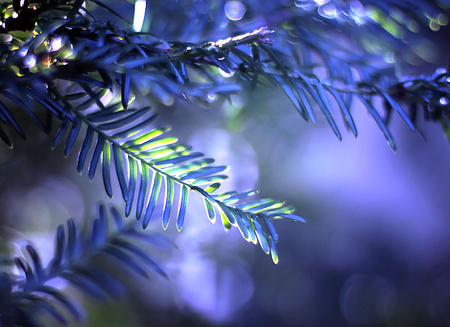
[1,1,450,326]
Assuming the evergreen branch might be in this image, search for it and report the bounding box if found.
[0,0,448,267]
[47,86,305,263]
[0,204,171,327]
[0,2,438,152]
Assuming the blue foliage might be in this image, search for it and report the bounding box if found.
[0,204,170,327]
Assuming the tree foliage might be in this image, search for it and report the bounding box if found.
[0,0,449,325]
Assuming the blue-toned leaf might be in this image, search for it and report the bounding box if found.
[213,190,238,201]
[162,177,174,229]
[355,94,396,151]
[323,85,357,137]
[233,209,249,240]
[315,82,334,114]
[154,152,204,166]
[219,208,232,231]
[88,109,135,123]
[64,93,88,101]
[142,172,162,229]
[127,136,178,152]
[64,116,82,157]
[0,104,7,123]
[77,127,94,174]
[122,125,172,148]
[121,73,131,109]
[103,245,149,278]
[180,166,227,181]
[0,126,12,148]
[57,71,105,88]
[111,239,167,278]
[86,102,124,121]
[60,271,108,301]
[75,88,109,111]
[177,184,190,231]
[165,158,215,175]
[273,76,307,120]
[29,296,68,325]
[23,87,68,120]
[111,115,159,139]
[203,199,216,223]
[110,206,125,230]
[292,79,316,124]
[14,257,35,287]
[88,134,106,181]
[72,265,125,298]
[250,43,260,62]
[253,218,270,254]
[136,162,149,220]
[102,142,113,198]
[169,62,185,84]
[122,228,178,250]
[25,245,43,283]
[48,225,65,275]
[221,190,257,204]
[259,213,278,242]
[90,0,131,25]
[204,183,221,193]
[141,144,191,159]
[372,85,415,131]
[270,237,278,264]
[99,69,113,91]
[113,145,129,202]
[230,48,273,83]
[271,213,306,223]
[126,157,138,217]
[35,285,85,322]
[97,107,150,130]
[244,215,257,244]
[267,205,296,215]
[52,119,71,149]
[311,86,342,140]
[235,198,278,211]
[216,201,236,225]
[191,186,217,206]
[97,204,109,243]
[66,218,77,259]
[259,43,288,76]
[122,57,168,69]
[0,90,48,134]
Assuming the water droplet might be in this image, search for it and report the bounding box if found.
[294,0,315,11]
[430,20,440,31]
[319,3,336,18]
[224,1,246,21]
[438,13,448,26]
[219,68,234,78]
[18,48,28,57]
[207,93,217,102]
[24,54,36,68]
[439,97,449,106]
[408,21,420,33]
[50,37,63,52]
[0,34,12,43]
[350,1,366,17]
